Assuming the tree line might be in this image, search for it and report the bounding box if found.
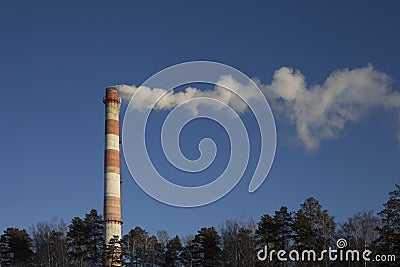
[0,184,399,266]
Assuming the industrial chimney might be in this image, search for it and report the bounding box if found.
[103,87,123,246]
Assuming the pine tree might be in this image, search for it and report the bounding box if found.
[273,206,293,251]
[67,209,104,266]
[165,235,184,267]
[84,209,104,266]
[376,184,400,263]
[122,226,149,266]
[256,214,278,251]
[191,227,222,266]
[105,235,122,267]
[292,197,335,254]
[256,206,292,266]
[0,227,34,266]
[67,217,88,266]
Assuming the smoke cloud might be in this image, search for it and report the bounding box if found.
[116,64,400,150]
[116,77,252,114]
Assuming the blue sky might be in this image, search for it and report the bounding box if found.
[1,1,399,237]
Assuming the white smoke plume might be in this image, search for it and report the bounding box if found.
[116,64,400,150]
[116,77,252,114]
[260,64,400,150]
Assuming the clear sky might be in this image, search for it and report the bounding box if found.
[1,1,399,238]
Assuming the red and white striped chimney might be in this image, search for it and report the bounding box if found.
[103,87,123,244]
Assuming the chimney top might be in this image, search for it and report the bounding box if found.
[104,87,120,104]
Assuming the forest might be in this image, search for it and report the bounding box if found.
[0,184,398,267]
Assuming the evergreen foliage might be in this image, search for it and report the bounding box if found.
[0,184,399,266]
